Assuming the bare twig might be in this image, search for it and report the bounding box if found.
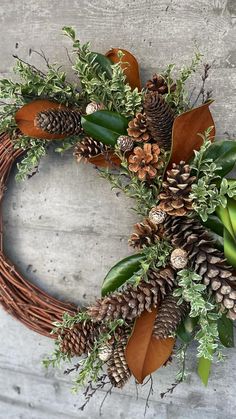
[79,374,110,412]
[191,63,212,108]
[143,375,154,417]
[99,384,113,416]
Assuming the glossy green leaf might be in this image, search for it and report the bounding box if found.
[101,253,146,296]
[177,315,199,343]
[91,52,113,79]
[215,206,235,239]
[218,314,234,348]
[205,140,236,177]
[216,202,236,267]
[203,214,224,237]
[81,110,128,146]
[198,355,212,386]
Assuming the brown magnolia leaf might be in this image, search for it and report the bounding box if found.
[105,48,141,91]
[125,308,175,383]
[15,100,68,140]
[88,151,121,168]
[169,101,215,167]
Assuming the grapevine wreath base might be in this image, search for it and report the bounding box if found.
[1,26,236,410]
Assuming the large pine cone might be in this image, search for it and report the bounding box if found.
[129,218,163,248]
[127,113,150,142]
[144,92,175,150]
[59,319,100,357]
[74,137,109,161]
[158,161,196,216]
[87,267,175,323]
[164,216,236,320]
[128,143,161,181]
[35,108,81,136]
[153,294,189,339]
[107,332,131,388]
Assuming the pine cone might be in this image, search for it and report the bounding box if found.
[107,332,131,388]
[127,113,150,142]
[74,137,108,161]
[59,319,100,357]
[153,294,189,339]
[147,266,176,297]
[117,135,134,152]
[144,92,175,150]
[87,267,175,323]
[158,161,196,216]
[35,109,81,136]
[128,143,161,181]
[146,73,176,95]
[129,218,163,249]
[164,216,236,320]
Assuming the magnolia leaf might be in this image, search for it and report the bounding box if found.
[105,48,141,91]
[203,214,224,237]
[15,100,68,140]
[198,355,212,386]
[101,253,145,296]
[169,101,215,166]
[88,152,121,169]
[218,314,234,348]
[125,308,175,383]
[81,110,128,146]
[91,52,113,79]
[204,140,236,177]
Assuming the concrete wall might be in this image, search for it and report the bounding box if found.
[0,0,236,418]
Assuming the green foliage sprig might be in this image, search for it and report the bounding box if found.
[128,240,172,286]
[163,51,203,114]
[190,128,236,221]
[174,269,222,361]
[63,26,143,117]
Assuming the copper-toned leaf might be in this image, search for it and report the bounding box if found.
[125,308,175,383]
[169,101,215,166]
[88,151,121,168]
[105,48,141,91]
[15,100,68,140]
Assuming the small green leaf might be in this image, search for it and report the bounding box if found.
[218,314,234,348]
[205,140,236,177]
[101,253,146,296]
[62,26,76,40]
[81,110,128,147]
[198,355,212,386]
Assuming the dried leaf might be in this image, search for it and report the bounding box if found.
[169,101,215,166]
[105,48,141,91]
[15,100,68,140]
[125,308,175,383]
[88,151,121,168]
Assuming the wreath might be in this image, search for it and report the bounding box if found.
[0,26,236,411]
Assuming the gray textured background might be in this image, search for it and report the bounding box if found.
[0,0,236,418]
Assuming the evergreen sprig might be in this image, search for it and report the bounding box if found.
[174,269,223,361]
[63,26,143,117]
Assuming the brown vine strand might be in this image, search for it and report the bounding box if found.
[0,132,78,337]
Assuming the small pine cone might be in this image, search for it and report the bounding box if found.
[127,113,150,142]
[98,344,113,362]
[149,207,166,225]
[170,248,188,270]
[147,266,176,297]
[117,135,134,152]
[58,319,100,357]
[146,73,176,95]
[107,332,131,388]
[158,161,196,216]
[164,216,236,320]
[128,143,161,181]
[129,218,163,249]
[153,294,189,339]
[74,137,108,161]
[87,267,175,323]
[35,109,81,136]
[144,92,175,150]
